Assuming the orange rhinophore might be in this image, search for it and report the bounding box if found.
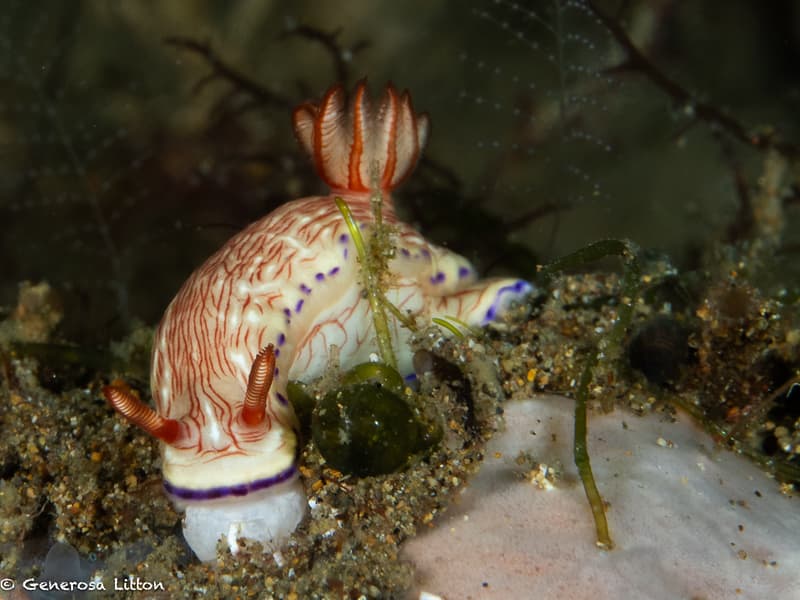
[240,344,276,427]
[103,381,181,444]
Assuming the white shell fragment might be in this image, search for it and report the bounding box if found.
[404,396,800,599]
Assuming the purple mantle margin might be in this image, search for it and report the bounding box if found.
[163,463,298,501]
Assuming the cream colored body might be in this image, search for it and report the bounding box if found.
[152,193,529,494]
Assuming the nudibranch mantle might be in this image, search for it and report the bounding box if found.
[104,81,532,562]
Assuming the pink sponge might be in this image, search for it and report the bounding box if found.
[404,396,800,599]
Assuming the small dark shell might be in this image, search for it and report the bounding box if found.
[627,316,690,386]
[312,381,428,476]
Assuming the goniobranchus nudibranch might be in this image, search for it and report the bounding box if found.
[103,81,532,561]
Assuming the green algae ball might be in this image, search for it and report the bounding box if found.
[312,381,427,476]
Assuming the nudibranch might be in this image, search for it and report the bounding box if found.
[104,81,532,562]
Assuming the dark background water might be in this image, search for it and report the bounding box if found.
[1,0,798,342]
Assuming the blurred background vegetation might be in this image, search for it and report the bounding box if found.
[1,0,798,342]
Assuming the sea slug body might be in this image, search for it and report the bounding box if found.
[104,80,533,561]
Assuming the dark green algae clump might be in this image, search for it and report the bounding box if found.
[297,361,441,478]
[311,379,439,478]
